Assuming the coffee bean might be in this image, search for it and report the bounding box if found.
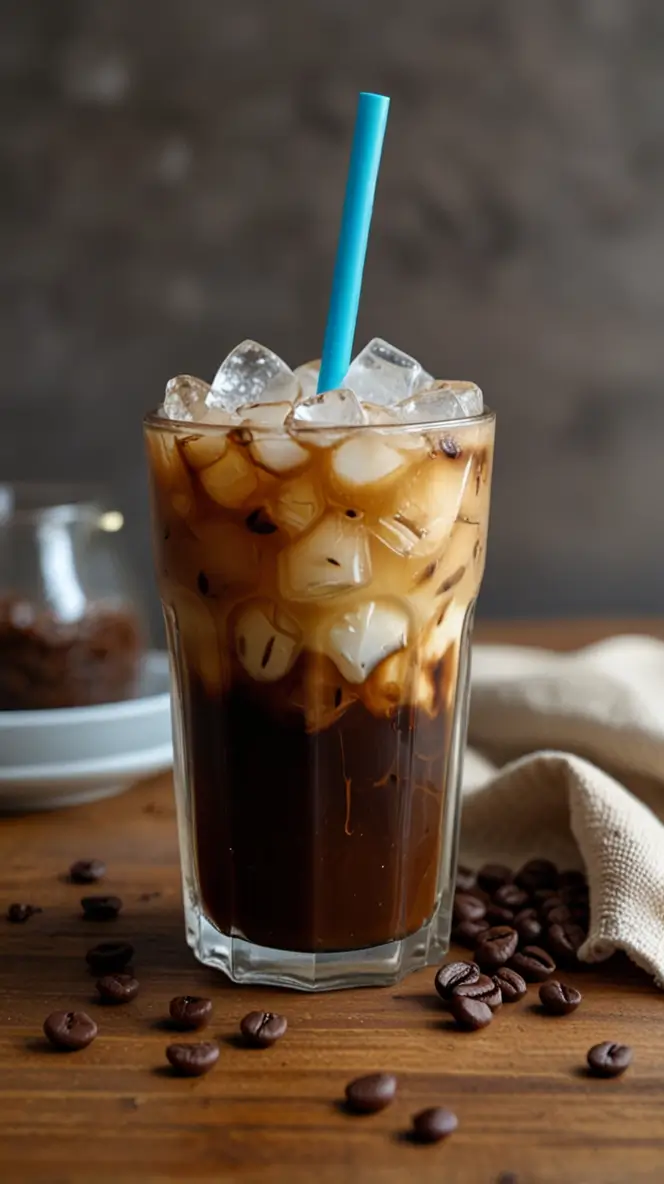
[545,904,572,926]
[85,941,134,974]
[539,980,582,1015]
[81,895,122,921]
[240,1010,288,1048]
[477,863,513,894]
[434,960,480,1001]
[538,894,564,918]
[492,967,527,1003]
[169,996,212,1031]
[558,883,589,906]
[587,1041,632,1078]
[411,1106,458,1143]
[513,909,542,943]
[533,887,559,907]
[450,995,493,1031]
[456,864,476,893]
[7,903,42,924]
[493,884,529,911]
[474,926,519,969]
[43,1010,98,1051]
[166,1041,219,1077]
[345,1072,397,1114]
[509,946,556,982]
[70,859,106,884]
[453,918,489,948]
[487,903,516,925]
[453,893,486,924]
[453,973,502,1011]
[96,974,140,1004]
[546,922,586,966]
[515,859,558,893]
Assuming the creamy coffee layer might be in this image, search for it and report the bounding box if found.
[146,412,493,727]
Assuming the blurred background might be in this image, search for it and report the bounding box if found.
[2,0,664,634]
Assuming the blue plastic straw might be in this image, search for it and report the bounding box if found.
[317,92,390,394]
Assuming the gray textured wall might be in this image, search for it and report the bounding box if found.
[2,0,664,630]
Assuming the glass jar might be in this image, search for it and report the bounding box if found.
[0,484,145,711]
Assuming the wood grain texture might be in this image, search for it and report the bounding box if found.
[1,622,663,1184]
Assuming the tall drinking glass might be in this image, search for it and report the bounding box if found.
[145,405,494,989]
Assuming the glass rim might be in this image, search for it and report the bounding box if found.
[143,405,495,436]
[0,482,109,526]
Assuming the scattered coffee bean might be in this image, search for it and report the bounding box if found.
[456,864,476,893]
[85,941,134,974]
[240,1010,288,1048]
[81,895,122,921]
[450,995,493,1031]
[96,973,140,1004]
[453,893,486,924]
[70,858,106,884]
[492,967,527,1003]
[453,973,502,1011]
[539,980,581,1016]
[166,1041,219,1077]
[546,922,586,966]
[493,884,529,911]
[486,905,515,926]
[7,903,42,924]
[477,863,513,894]
[453,918,489,948]
[411,1106,458,1143]
[474,926,519,969]
[587,1041,632,1078]
[496,1174,519,1184]
[515,859,558,893]
[169,996,212,1031]
[434,960,480,1001]
[43,1010,98,1051]
[345,1072,397,1114]
[509,946,556,982]
[513,909,542,943]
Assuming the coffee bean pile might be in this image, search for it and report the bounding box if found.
[453,859,589,972]
[442,859,590,1033]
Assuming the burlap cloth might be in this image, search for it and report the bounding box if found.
[463,635,664,987]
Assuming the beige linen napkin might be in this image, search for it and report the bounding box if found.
[463,635,664,986]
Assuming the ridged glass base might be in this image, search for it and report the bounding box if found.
[184,891,453,991]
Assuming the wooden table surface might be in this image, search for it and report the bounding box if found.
[2,621,663,1184]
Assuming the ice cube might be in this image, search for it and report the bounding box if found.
[234,600,302,682]
[163,375,211,422]
[344,338,433,407]
[167,588,223,693]
[329,434,410,502]
[270,475,324,536]
[198,444,259,508]
[294,358,321,401]
[240,401,309,474]
[210,340,299,412]
[180,409,241,472]
[326,600,410,684]
[373,452,472,558]
[288,387,367,447]
[398,380,484,423]
[146,431,194,519]
[278,512,371,602]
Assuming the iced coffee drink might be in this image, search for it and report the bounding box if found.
[145,338,494,989]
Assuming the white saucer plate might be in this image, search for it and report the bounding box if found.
[0,651,173,812]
